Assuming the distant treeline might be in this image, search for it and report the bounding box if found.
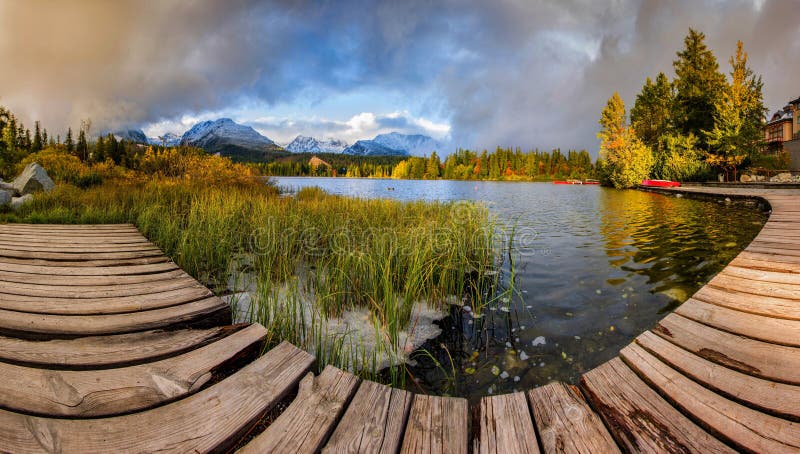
[259,147,595,181]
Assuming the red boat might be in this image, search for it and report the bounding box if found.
[582,179,600,185]
[641,179,681,187]
[553,179,583,185]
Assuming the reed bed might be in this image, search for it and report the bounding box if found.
[2,179,498,384]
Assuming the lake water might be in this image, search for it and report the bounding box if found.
[273,176,768,400]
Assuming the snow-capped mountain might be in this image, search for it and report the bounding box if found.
[341,132,442,156]
[112,129,148,143]
[180,118,282,161]
[342,139,410,157]
[147,132,181,147]
[285,135,349,154]
[372,132,442,157]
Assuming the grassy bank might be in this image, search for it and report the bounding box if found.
[2,153,497,385]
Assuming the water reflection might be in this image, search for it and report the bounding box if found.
[273,177,767,400]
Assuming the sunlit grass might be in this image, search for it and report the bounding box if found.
[2,178,498,384]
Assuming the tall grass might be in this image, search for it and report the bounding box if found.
[2,179,498,384]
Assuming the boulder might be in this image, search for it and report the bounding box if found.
[0,189,12,207]
[770,172,793,183]
[10,194,33,210]
[740,174,752,183]
[12,163,54,195]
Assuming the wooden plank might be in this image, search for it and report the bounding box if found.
[0,296,231,337]
[580,358,733,453]
[622,342,800,452]
[693,285,800,320]
[528,382,619,454]
[737,250,800,265]
[709,273,800,301]
[0,227,141,236]
[731,255,800,274]
[723,265,800,286]
[0,269,188,286]
[0,255,170,267]
[0,248,164,261]
[0,223,136,228]
[0,242,159,253]
[240,365,360,453]
[0,341,314,453]
[653,313,800,384]
[747,244,800,257]
[475,392,539,454]
[0,275,201,298]
[0,286,213,315]
[0,325,246,369]
[0,233,149,244]
[0,261,178,276]
[401,395,468,454]
[633,330,800,420]
[676,299,800,347]
[0,323,267,417]
[323,380,413,454]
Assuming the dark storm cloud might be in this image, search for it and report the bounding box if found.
[0,0,796,152]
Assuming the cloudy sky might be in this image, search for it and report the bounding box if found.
[0,0,797,153]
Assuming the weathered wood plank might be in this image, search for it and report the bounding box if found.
[0,248,165,261]
[580,358,733,453]
[0,261,178,276]
[0,296,231,337]
[0,341,314,453]
[0,255,170,267]
[0,323,267,417]
[475,392,539,454]
[0,223,136,229]
[709,273,800,301]
[528,382,619,454]
[323,380,413,454]
[693,285,800,320]
[0,269,188,286]
[676,298,800,347]
[0,325,247,368]
[401,395,468,454]
[0,276,201,299]
[731,255,800,274]
[240,366,360,453]
[0,286,212,315]
[653,313,800,384]
[633,330,800,420]
[622,342,800,452]
[0,241,159,253]
[723,264,800,286]
[0,233,149,244]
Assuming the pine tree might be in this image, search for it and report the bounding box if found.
[630,72,674,150]
[425,151,441,179]
[42,129,48,147]
[705,41,767,179]
[65,128,74,152]
[95,135,106,162]
[672,29,727,148]
[77,129,88,160]
[597,92,654,188]
[32,121,43,152]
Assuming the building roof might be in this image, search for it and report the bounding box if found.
[790,96,800,106]
[767,108,793,125]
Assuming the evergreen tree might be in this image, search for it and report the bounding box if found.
[597,92,654,188]
[32,121,43,152]
[65,128,74,152]
[425,152,441,179]
[77,128,88,160]
[705,41,766,179]
[42,129,48,147]
[672,29,727,148]
[630,72,674,150]
[95,135,106,162]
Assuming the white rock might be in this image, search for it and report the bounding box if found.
[531,336,546,347]
[0,189,12,207]
[12,163,54,194]
[10,194,33,210]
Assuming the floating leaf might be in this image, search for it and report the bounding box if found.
[491,365,500,376]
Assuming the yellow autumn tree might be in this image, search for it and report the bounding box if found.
[597,92,654,189]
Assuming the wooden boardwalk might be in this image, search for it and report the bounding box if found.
[0,186,798,453]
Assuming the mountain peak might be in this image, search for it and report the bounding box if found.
[285,135,349,154]
[179,118,281,161]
